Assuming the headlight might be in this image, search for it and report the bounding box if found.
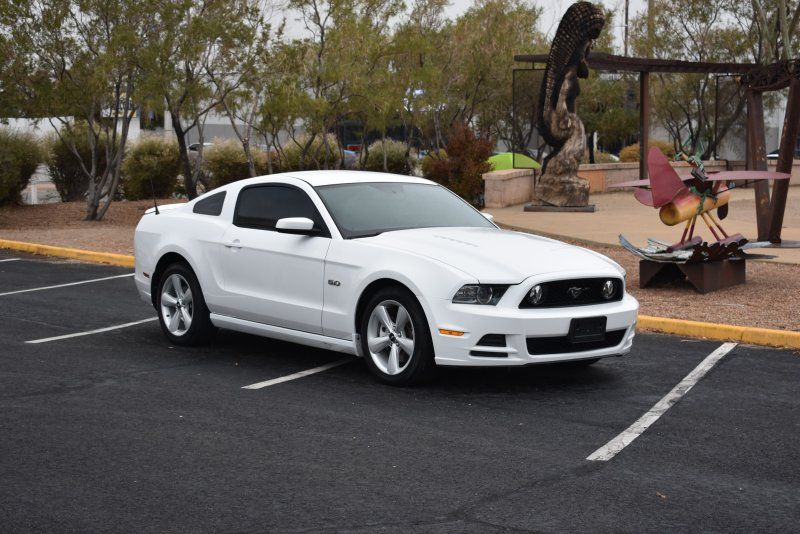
[452,284,509,305]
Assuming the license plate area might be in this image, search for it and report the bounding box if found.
[569,316,607,343]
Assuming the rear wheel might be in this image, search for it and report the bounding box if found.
[360,287,435,385]
[156,263,216,345]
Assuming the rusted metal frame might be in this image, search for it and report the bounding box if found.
[746,89,771,240]
[639,72,650,181]
[700,212,722,241]
[706,211,729,238]
[679,217,693,243]
[514,53,756,74]
[767,77,800,243]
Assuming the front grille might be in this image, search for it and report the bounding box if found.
[526,329,626,355]
[519,278,623,308]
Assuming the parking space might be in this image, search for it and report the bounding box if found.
[1,251,798,532]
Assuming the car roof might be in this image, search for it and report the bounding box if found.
[229,170,435,188]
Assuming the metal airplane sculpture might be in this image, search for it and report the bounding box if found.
[613,147,791,263]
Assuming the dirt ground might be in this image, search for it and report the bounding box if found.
[1,200,798,331]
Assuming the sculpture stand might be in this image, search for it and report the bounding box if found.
[639,258,746,294]
[524,174,595,212]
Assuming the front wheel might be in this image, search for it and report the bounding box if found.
[359,288,435,386]
[156,263,216,346]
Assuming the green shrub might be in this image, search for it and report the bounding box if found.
[0,130,43,204]
[420,148,447,178]
[280,133,341,171]
[619,140,675,162]
[121,136,181,200]
[361,139,411,174]
[423,123,493,205]
[204,140,271,188]
[46,125,111,202]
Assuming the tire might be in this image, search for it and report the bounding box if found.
[359,287,436,386]
[155,262,216,346]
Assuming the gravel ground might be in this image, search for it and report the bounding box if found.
[1,200,798,331]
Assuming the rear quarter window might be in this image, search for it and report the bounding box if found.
[193,192,226,216]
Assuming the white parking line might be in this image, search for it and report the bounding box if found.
[0,258,21,263]
[0,273,134,297]
[242,358,353,390]
[587,342,738,462]
[25,317,158,344]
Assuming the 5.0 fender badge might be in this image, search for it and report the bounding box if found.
[328,280,341,287]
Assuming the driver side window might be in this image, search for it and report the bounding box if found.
[233,185,330,237]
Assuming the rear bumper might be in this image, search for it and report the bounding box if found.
[428,292,638,367]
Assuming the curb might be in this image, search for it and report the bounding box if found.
[638,315,800,350]
[1,239,798,350]
[0,239,135,268]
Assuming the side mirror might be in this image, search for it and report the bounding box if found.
[275,217,318,235]
[482,212,495,223]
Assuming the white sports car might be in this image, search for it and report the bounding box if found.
[134,171,638,385]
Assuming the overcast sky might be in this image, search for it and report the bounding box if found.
[280,0,649,51]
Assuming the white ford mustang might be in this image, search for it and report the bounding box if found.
[134,171,638,384]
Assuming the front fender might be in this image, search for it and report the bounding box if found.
[321,240,477,340]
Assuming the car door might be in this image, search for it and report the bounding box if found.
[217,184,331,334]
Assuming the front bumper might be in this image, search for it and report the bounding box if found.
[427,284,638,367]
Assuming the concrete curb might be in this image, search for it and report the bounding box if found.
[0,239,135,268]
[638,315,800,350]
[2,238,798,350]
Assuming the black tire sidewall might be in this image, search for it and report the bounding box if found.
[156,263,215,345]
[359,287,435,385]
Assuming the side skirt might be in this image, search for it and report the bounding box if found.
[209,313,358,356]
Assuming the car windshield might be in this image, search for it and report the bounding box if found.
[315,182,495,239]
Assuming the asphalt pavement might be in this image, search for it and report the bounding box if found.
[1,249,798,533]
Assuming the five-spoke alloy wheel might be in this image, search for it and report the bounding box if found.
[156,263,216,345]
[360,287,435,385]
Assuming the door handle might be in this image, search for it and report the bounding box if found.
[224,240,242,249]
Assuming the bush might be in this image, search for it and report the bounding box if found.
[420,149,447,178]
[121,137,181,200]
[0,130,42,204]
[360,139,411,174]
[619,140,675,162]
[280,134,341,171]
[204,140,272,188]
[422,123,493,205]
[46,125,111,202]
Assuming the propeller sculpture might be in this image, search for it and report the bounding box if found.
[613,147,790,263]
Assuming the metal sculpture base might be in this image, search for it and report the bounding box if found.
[524,201,596,213]
[639,258,746,294]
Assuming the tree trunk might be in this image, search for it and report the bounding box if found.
[172,112,197,199]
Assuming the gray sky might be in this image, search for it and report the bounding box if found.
[281,0,649,51]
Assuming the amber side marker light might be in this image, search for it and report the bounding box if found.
[439,329,465,337]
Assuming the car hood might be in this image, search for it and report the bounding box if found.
[362,227,623,283]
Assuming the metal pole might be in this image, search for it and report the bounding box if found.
[639,71,650,181]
